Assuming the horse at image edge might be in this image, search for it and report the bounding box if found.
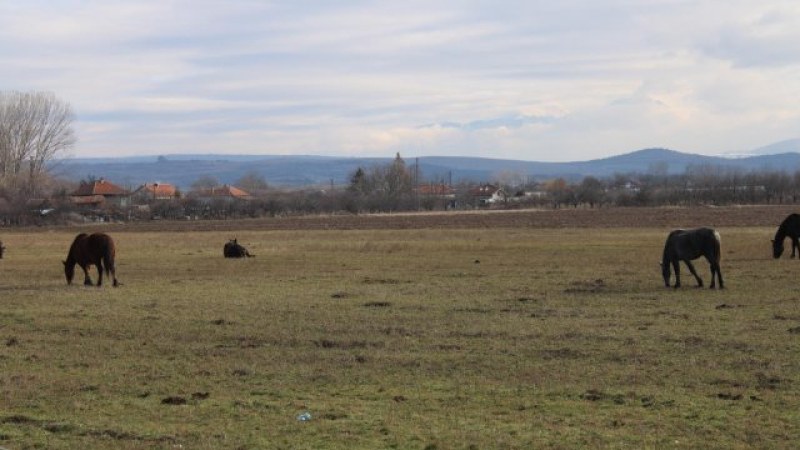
[772,213,800,259]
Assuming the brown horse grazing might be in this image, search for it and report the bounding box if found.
[661,227,723,289]
[772,213,800,259]
[63,233,119,287]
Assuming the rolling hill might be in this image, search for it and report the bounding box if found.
[53,147,800,189]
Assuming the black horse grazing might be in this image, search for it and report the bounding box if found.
[0,240,4,259]
[661,227,723,289]
[772,213,800,259]
[223,239,254,258]
[63,233,119,287]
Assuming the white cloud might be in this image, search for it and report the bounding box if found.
[1,0,799,160]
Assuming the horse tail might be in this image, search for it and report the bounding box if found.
[104,239,116,276]
[713,230,722,263]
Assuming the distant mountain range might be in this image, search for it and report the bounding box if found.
[52,145,800,189]
[732,138,800,156]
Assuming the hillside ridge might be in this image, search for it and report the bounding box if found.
[55,147,800,189]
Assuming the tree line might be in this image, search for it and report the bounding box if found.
[143,160,800,221]
[541,166,800,209]
[7,151,800,225]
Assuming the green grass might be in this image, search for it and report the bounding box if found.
[0,227,799,449]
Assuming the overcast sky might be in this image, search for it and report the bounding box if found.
[2,1,799,161]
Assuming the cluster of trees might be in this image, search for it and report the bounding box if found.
[346,153,415,211]
[161,162,800,219]
[0,91,75,197]
[540,166,800,209]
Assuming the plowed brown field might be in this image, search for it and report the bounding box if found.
[67,205,800,233]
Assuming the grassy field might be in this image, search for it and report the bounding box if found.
[1,223,799,449]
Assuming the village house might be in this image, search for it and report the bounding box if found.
[468,183,507,205]
[188,185,253,203]
[70,178,130,208]
[132,182,179,203]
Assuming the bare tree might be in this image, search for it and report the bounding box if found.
[191,175,220,190]
[236,171,269,195]
[385,153,412,200]
[0,91,76,195]
[576,176,606,208]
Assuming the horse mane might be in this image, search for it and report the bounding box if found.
[66,233,89,263]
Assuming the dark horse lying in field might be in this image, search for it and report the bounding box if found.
[63,233,119,287]
[772,213,800,259]
[661,227,723,289]
[224,239,254,258]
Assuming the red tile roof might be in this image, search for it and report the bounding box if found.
[71,179,129,196]
[136,182,177,197]
[191,185,252,199]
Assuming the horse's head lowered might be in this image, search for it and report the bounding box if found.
[660,261,672,287]
[772,239,784,259]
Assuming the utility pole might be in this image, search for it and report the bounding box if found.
[415,157,420,210]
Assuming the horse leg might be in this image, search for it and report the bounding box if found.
[684,260,703,287]
[792,238,800,259]
[95,260,104,287]
[708,262,717,289]
[672,260,681,288]
[81,264,93,286]
[699,253,723,289]
[714,262,724,289]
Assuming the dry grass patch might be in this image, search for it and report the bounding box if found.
[0,226,798,448]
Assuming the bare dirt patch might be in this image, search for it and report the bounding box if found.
[37,205,799,233]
